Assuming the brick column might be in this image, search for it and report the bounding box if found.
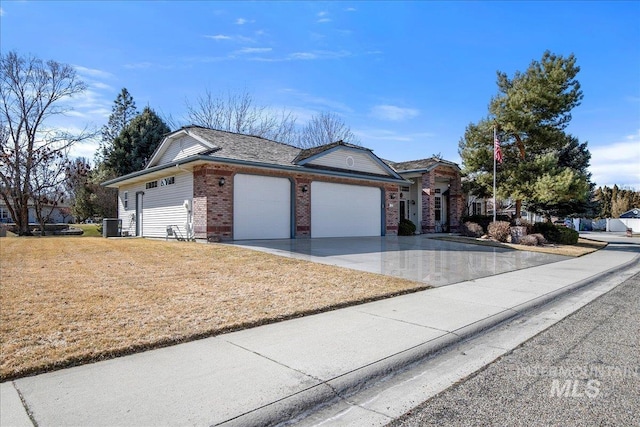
[421,172,436,233]
[385,185,399,235]
[295,177,311,238]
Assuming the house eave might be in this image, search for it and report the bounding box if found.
[396,162,461,175]
[102,155,410,188]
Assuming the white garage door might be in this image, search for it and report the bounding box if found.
[234,174,291,240]
[311,182,382,238]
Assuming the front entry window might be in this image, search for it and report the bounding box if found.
[434,195,442,222]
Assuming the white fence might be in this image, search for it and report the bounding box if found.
[607,218,640,232]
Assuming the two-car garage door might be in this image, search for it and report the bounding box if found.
[233,175,382,240]
[311,182,381,238]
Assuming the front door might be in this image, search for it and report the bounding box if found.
[135,192,144,237]
[400,200,407,221]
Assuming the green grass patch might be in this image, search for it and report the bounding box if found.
[73,224,102,237]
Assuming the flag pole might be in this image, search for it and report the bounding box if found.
[493,126,497,223]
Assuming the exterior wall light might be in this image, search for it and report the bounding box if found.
[390,194,396,199]
[301,185,308,193]
[218,177,226,186]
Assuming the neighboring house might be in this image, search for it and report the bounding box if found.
[102,126,464,241]
[0,200,74,224]
[619,208,640,219]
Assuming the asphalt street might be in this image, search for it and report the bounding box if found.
[389,271,640,427]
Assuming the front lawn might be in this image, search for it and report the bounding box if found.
[0,237,424,380]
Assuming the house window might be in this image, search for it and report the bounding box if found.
[123,191,128,210]
[160,176,175,186]
[472,201,482,216]
[435,196,442,221]
[0,206,10,223]
[146,180,158,189]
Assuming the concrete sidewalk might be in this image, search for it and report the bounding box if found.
[2,235,639,427]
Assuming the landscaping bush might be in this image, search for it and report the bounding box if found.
[462,215,510,233]
[398,218,416,236]
[461,221,484,238]
[488,221,511,242]
[531,233,547,245]
[519,235,540,246]
[533,221,560,242]
[556,227,579,245]
[532,221,578,244]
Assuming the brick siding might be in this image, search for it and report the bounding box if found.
[192,163,399,241]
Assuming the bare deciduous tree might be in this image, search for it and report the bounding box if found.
[184,88,298,145]
[296,111,360,148]
[0,51,93,235]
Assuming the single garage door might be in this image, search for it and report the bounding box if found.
[234,174,291,240]
[311,182,382,238]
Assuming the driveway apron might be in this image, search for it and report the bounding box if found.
[232,235,570,286]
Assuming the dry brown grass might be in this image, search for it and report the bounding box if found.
[0,237,425,381]
[433,236,607,257]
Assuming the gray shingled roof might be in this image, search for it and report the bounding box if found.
[187,126,301,166]
[293,140,370,163]
[387,157,460,172]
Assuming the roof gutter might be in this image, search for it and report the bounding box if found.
[102,154,411,188]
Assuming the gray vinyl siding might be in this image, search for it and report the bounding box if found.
[156,136,206,165]
[118,170,194,238]
[307,148,389,175]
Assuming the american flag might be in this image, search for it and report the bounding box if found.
[494,134,503,163]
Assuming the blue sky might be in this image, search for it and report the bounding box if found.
[1,1,639,188]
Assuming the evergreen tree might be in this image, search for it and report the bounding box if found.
[97,88,138,163]
[459,51,592,219]
[105,107,171,176]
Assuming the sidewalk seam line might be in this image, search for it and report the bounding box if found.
[12,381,38,427]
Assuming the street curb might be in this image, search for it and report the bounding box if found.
[219,253,640,427]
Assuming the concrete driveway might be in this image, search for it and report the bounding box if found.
[232,235,570,287]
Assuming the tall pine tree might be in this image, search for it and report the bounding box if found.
[97,88,138,163]
[105,107,171,176]
[459,51,593,219]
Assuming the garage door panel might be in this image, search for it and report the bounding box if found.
[234,174,291,240]
[311,182,381,238]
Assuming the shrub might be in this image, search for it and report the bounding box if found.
[461,215,511,234]
[488,221,511,242]
[531,233,547,245]
[557,227,579,245]
[532,222,578,244]
[398,218,417,236]
[533,221,560,242]
[461,221,484,238]
[519,235,540,246]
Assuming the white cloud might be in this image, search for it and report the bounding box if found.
[0,7,5,16]
[589,131,640,189]
[281,88,354,114]
[236,18,254,25]
[73,65,113,80]
[370,105,420,121]
[317,11,331,23]
[205,34,232,41]
[235,47,272,55]
[204,34,255,44]
[288,50,351,61]
[345,7,357,12]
